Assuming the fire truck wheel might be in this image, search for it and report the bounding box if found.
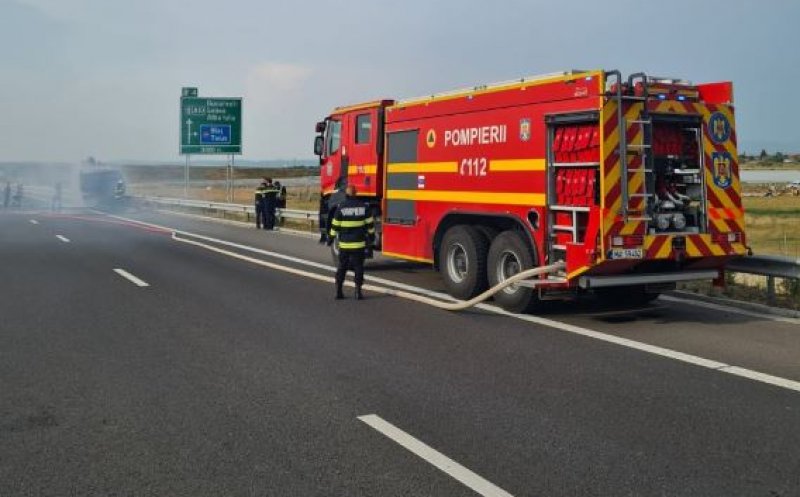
[487,230,540,313]
[439,225,489,300]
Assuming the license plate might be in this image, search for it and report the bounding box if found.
[610,248,643,260]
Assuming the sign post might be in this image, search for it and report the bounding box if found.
[179,87,242,199]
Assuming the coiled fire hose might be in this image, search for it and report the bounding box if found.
[172,231,565,311]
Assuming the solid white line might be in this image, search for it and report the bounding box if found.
[29,219,39,225]
[55,234,70,243]
[113,268,150,287]
[358,414,514,497]
[660,294,800,325]
[104,213,800,394]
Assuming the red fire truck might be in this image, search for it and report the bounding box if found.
[313,70,747,311]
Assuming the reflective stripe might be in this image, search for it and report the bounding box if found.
[337,220,367,228]
[339,241,366,249]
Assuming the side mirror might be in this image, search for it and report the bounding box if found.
[313,135,324,156]
[315,121,327,133]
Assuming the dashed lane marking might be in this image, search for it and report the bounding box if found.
[113,268,150,287]
[55,234,70,243]
[358,414,514,497]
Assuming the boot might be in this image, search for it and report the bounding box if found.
[355,287,364,300]
[335,286,345,300]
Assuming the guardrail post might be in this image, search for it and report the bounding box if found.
[767,276,776,306]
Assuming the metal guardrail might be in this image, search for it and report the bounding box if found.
[726,254,800,304]
[725,254,800,279]
[141,196,318,224]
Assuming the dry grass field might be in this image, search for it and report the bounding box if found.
[742,191,800,257]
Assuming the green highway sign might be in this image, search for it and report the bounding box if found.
[180,96,242,155]
[181,87,198,97]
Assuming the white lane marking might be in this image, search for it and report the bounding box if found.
[104,212,459,299]
[55,234,70,243]
[358,414,514,497]
[113,268,150,287]
[29,219,39,225]
[661,294,800,325]
[104,213,800,394]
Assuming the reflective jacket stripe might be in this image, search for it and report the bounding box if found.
[332,219,368,228]
[338,241,366,250]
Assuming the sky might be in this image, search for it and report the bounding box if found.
[1,0,798,162]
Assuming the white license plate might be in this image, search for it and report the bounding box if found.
[610,248,643,260]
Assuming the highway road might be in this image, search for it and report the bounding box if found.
[1,205,799,496]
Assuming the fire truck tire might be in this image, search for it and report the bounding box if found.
[487,230,541,313]
[439,225,489,300]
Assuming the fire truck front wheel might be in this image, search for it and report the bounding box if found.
[439,225,489,300]
[487,231,541,313]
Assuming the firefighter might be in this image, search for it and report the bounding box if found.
[274,180,287,209]
[254,181,268,229]
[263,178,279,230]
[327,185,374,299]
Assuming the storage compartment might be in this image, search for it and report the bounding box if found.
[649,121,705,234]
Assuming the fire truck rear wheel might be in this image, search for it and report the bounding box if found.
[487,230,541,313]
[439,225,489,300]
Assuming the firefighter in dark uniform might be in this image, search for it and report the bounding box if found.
[254,181,268,229]
[263,179,279,230]
[327,185,374,299]
[274,180,287,209]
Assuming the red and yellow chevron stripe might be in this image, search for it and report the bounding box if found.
[598,98,747,263]
[601,100,648,251]
[643,234,746,259]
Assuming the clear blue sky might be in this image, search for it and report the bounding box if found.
[1,0,798,162]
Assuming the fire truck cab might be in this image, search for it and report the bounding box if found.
[314,70,746,312]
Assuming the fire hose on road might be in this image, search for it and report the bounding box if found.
[171,231,565,312]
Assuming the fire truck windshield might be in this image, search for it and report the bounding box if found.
[325,119,341,156]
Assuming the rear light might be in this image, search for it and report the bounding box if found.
[611,235,643,247]
[713,232,742,243]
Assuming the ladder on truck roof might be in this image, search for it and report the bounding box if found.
[607,71,656,224]
[395,69,596,106]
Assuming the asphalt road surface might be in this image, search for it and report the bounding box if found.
[1,205,798,497]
